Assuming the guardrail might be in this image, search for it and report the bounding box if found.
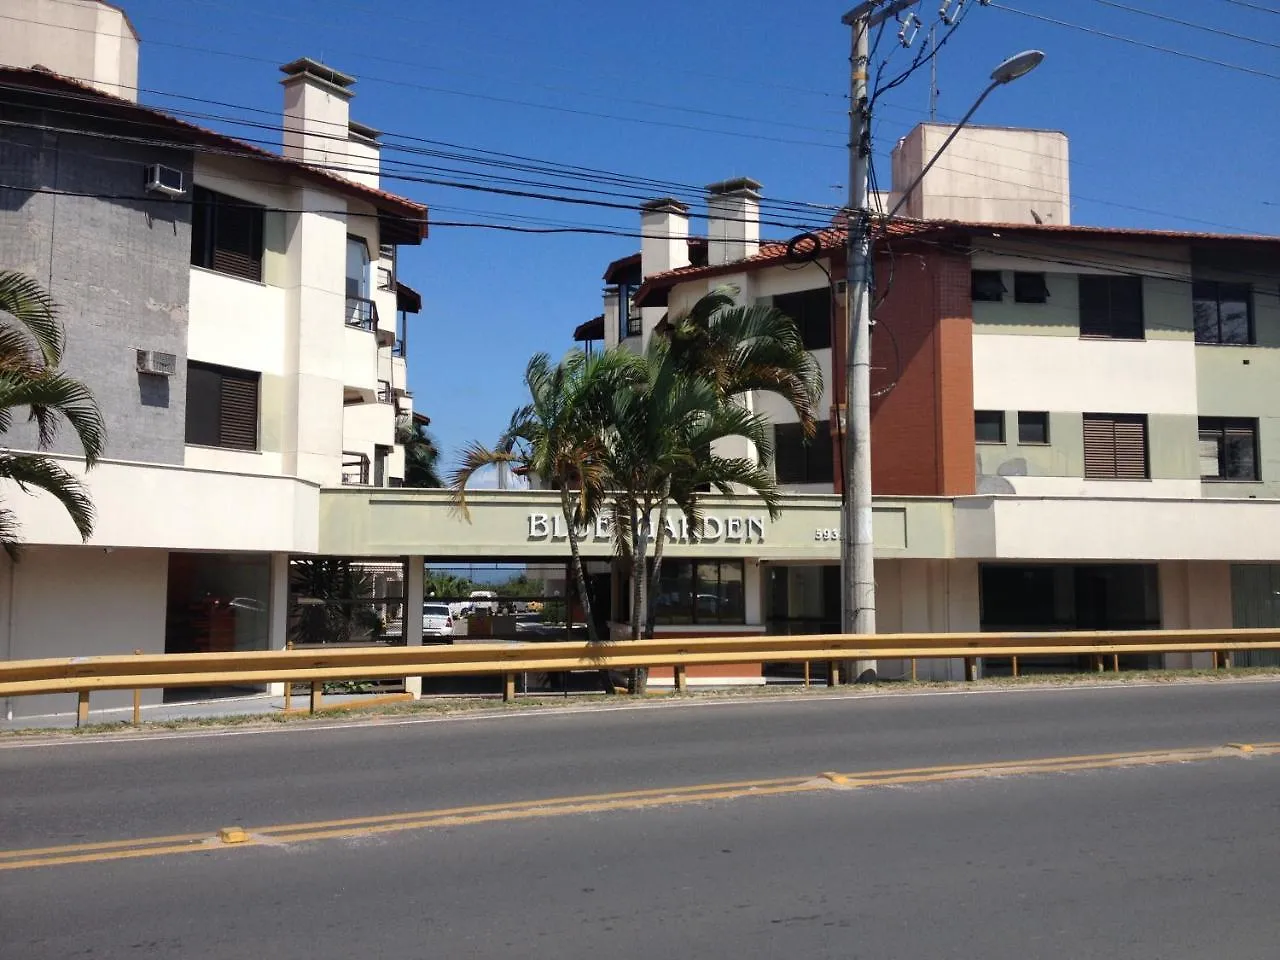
[4,628,1280,726]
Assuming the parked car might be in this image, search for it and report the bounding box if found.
[422,603,455,639]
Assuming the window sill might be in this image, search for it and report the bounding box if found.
[1079,335,1146,343]
[1194,341,1258,348]
[191,264,267,287]
[975,440,1007,446]
[1201,478,1263,484]
[185,443,262,455]
[1083,476,1151,481]
[1016,441,1052,447]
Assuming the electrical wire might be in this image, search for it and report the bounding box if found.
[1085,0,1280,50]
[988,3,1280,82]
[1216,0,1280,14]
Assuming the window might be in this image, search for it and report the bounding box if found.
[1199,417,1259,481]
[975,410,1006,444]
[1014,272,1049,303]
[185,361,259,450]
[1083,413,1148,479]
[1079,275,1144,339]
[191,186,264,282]
[1017,412,1050,445]
[774,421,833,484]
[772,288,832,350]
[655,559,745,625]
[620,282,641,338]
[971,270,1006,302]
[1193,281,1254,345]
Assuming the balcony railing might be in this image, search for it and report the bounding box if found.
[391,337,406,358]
[377,380,393,404]
[345,296,379,332]
[341,452,370,486]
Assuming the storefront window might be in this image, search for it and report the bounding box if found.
[655,559,745,625]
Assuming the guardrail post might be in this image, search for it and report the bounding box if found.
[309,680,322,714]
[803,661,811,687]
[827,661,840,687]
[1111,653,1120,673]
[910,658,917,682]
[1094,655,1104,673]
[283,642,293,712]
[674,664,688,694]
[1010,656,1019,679]
[503,673,516,703]
[132,649,142,725]
[76,690,89,728]
[964,657,976,682]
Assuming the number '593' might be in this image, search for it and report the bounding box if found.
[814,528,841,541]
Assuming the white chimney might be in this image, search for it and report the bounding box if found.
[280,57,354,174]
[706,177,761,266]
[345,120,381,189]
[0,0,139,101]
[640,198,690,279]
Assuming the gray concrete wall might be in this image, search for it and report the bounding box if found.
[0,113,193,464]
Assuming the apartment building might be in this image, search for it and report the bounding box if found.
[0,1,427,716]
[557,125,1280,679]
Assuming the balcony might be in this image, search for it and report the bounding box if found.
[342,451,370,486]
[345,296,379,332]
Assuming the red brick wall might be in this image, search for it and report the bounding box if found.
[829,244,975,497]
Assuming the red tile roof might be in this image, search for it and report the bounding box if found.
[633,218,1280,307]
[573,314,604,342]
[0,66,428,243]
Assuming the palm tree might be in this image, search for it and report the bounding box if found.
[601,336,780,692]
[396,415,443,488]
[289,558,383,645]
[452,347,641,656]
[0,271,106,557]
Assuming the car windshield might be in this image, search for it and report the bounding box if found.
[423,604,450,617]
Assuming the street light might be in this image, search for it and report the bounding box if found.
[841,6,1045,683]
[888,50,1046,219]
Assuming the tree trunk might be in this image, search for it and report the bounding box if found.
[644,485,672,641]
[629,499,651,695]
[560,487,613,695]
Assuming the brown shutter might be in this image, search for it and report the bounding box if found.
[218,371,259,450]
[209,192,264,282]
[1113,415,1148,479]
[1083,414,1117,478]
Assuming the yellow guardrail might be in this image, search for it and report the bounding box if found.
[4,627,1280,726]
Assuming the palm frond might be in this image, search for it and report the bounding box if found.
[0,270,63,367]
[0,370,107,463]
[0,453,95,541]
[448,440,524,519]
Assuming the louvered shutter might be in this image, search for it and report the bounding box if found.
[1113,416,1148,479]
[211,199,264,282]
[218,371,259,450]
[1083,414,1117,478]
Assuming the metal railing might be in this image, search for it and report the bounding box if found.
[345,296,379,331]
[4,628,1280,726]
[341,452,370,486]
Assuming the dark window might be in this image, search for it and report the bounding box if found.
[374,445,390,486]
[975,410,1006,444]
[773,287,832,350]
[1083,413,1148,479]
[1193,281,1254,345]
[185,361,259,450]
[1014,272,1049,303]
[774,421,833,484]
[191,186,264,282]
[619,282,641,338]
[1079,275,1144,339]
[1199,417,1259,481]
[971,270,1006,302]
[655,559,746,625]
[1017,411,1050,444]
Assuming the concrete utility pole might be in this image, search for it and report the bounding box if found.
[840,0,917,678]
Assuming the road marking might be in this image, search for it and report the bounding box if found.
[6,675,1280,750]
[1,742,1272,872]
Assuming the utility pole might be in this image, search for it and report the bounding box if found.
[840,0,917,678]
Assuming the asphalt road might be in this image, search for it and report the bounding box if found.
[5,680,1280,958]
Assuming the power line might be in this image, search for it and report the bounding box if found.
[988,3,1280,82]
[1085,0,1280,50]
[1216,0,1280,14]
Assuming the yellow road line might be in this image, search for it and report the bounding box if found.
[1,743,1270,872]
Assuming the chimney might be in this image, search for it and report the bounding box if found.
[640,198,690,279]
[280,57,354,173]
[345,120,381,189]
[0,0,139,101]
[706,177,761,266]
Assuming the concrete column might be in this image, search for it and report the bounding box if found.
[267,552,290,696]
[404,555,425,698]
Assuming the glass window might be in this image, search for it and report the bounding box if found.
[1193,281,1254,345]
[971,270,1006,302]
[975,410,1006,444]
[190,186,265,282]
[655,560,746,625]
[1018,411,1050,444]
[774,421,833,484]
[1199,417,1259,481]
[185,361,259,450]
[773,288,833,350]
[346,236,371,300]
[1014,272,1049,303]
[1079,275,1144,339]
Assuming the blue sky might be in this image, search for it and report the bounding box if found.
[109,0,1279,470]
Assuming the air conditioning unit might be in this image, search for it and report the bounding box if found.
[144,164,185,197]
[135,349,177,377]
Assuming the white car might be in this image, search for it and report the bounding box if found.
[422,603,455,639]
